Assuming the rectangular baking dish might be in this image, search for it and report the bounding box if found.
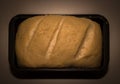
[9,14,109,79]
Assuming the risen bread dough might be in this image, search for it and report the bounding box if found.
[15,15,102,68]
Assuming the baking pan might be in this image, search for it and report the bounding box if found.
[9,14,109,79]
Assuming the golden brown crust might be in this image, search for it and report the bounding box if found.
[16,15,102,68]
[74,21,102,67]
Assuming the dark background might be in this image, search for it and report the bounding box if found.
[0,0,120,83]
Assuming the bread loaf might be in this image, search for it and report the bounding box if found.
[15,15,102,68]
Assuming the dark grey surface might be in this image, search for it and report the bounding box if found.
[0,0,120,83]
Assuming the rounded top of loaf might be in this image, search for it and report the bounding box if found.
[16,15,102,68]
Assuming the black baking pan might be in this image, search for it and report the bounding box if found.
[9,14,109,79]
